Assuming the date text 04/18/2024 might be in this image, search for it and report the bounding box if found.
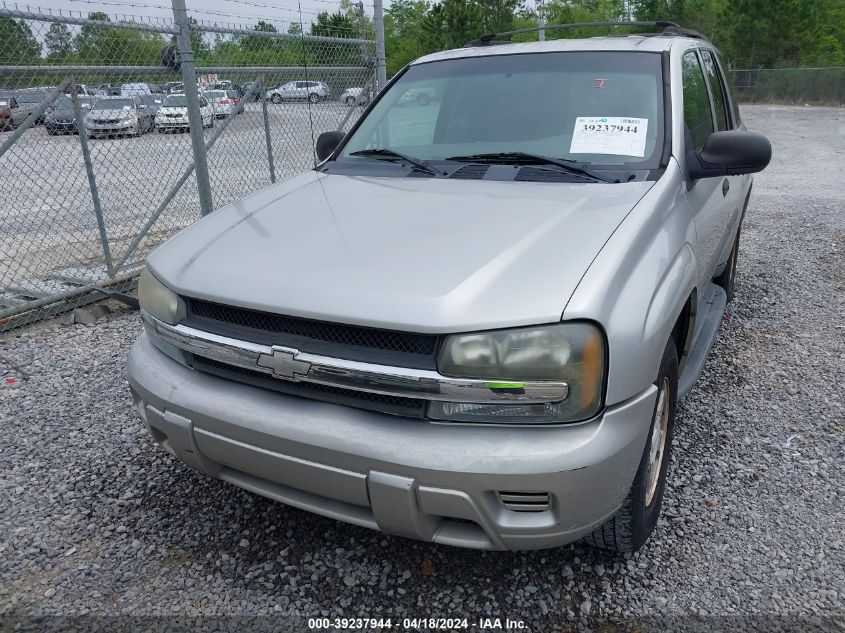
[307,617,527,629]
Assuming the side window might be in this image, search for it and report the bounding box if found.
[682,50,714,151]
[700,50,729,130]
[715,50,741,126]
[200,97,208,107]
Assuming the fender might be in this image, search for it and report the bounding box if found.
[564,159,699,405]
[642,243,696,350]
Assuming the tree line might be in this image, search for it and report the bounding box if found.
[2,0,844,76]
[384,0,845,74]
[0,9,367,69]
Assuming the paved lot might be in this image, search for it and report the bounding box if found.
[0,100,362,288]
[1,105,843,631]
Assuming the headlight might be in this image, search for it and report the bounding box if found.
[431,323,605,423]
[138,267,185,325]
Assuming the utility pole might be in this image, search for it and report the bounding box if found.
[171,0,214,216]
[538,0,546,42]
[373,0,387,90]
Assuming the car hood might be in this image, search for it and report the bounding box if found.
[148,172,653,333]
[158,106,187,114]
[48,108,76,119]
[88,109,132,117]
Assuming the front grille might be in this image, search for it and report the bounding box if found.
[186,298,440,370]
[191,355,426,418]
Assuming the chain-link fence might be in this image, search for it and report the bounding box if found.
[731,67,845,105]
[0,2,381,331]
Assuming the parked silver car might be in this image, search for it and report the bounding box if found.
[155,94,214,132]
[266,80,330,104]
[340,86,368,107]
[128,25,770,552]
[84,96,154,137]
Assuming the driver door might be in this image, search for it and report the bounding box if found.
[681,49,727,291]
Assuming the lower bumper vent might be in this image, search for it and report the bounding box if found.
[498,491,551,512]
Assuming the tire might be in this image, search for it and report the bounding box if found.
[714,226,740,303]
[308,93,320,104]
[345,96,356,106]
[584,339,678,553]
[271,94,282,104]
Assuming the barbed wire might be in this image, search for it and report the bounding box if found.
[33,0,370,33]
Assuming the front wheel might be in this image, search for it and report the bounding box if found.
[345,96,356,106]
[271,94,282,104]
[584,339,678,553]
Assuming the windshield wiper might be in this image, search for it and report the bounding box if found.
[445,152,610,182]
[349,148,439,176]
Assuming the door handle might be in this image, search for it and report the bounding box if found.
[722,178,730,196]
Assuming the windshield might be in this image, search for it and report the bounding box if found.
[340,52,664,169]
[93,98,134,110]
[16,92,45,104]
[163,95,187,107]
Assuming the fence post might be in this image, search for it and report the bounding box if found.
[171,0,214,216]
[260,75,276,184]
[69,75,115,278]
[372,0,387,90]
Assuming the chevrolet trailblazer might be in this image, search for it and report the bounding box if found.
[127,22,771,552]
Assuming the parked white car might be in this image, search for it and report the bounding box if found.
[120,83,153,97]
[155,94,214,132]
[203,90,238,118]
[266,81,330,104]
[340,86,368,107]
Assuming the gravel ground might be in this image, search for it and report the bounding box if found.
[1,104,843,632]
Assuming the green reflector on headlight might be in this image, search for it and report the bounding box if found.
[484,381,526,390]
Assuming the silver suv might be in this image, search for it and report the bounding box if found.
[128,23,771,552]
[266,80,330,104]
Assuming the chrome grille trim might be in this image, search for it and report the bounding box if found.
[142,311,569,405]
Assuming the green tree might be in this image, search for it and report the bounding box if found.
[74,11,110,61]
[187,17,209,56]
[310,11,357,38]
[420,0,486,51]
[311,12,360,65]
[240,20,278,53]
[45,23,73,61]
[385,0,429,74]
[0,17,41,64]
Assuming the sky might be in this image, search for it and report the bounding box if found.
[27,0,379,34]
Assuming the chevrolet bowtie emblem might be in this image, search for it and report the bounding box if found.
[256,346,312,381]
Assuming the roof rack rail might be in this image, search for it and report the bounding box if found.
[465,20,708,47]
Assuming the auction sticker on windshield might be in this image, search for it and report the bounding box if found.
[570,116,649,157]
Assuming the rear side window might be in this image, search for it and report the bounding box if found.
[682,51,714,150]
[700,50,729,130]
[715,50,741,125]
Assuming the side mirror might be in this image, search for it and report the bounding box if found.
[316,130,344,162]
[687,130,771,180]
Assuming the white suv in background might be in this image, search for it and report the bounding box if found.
[266,81,330,104]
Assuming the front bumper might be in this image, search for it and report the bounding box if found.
[127,333,656,550]
[45,121,77,133]
[156,117,189,129]
[86,120,133,135]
